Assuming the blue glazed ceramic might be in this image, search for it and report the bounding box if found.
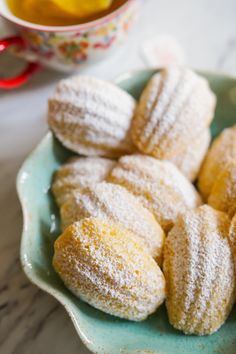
[17,69,236,354]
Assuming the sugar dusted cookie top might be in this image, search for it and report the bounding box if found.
[131,67,216,160]
[164,205,235,335]
[61,182,165,264]
[107,154,202,231]
[198,125,236,200]
[52,156,115,207]
[169,129,211,182]
[208,159,236,217]
[48,75,136,158]
[53,217,166,321]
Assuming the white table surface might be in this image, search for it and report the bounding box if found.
[1,0,236,353]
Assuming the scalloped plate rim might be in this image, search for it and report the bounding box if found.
[16,131,96,351]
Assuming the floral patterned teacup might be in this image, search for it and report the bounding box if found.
[0,0,138,89]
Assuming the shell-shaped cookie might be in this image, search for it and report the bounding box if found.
[61,182,165,264]
[52,156,115,207]
[169,129,211,182]
[53,217,166,321]
[106,154,202,231]
[198,125,236,200]
[164,205,235,335]
[48,76,136,158]
[131,67,216,160]
[208,160,236,217]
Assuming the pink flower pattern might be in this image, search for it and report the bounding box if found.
[18,3,137,67]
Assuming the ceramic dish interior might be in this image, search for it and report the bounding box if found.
[17,69,236,354]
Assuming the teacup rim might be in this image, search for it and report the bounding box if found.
[0,0,134,32]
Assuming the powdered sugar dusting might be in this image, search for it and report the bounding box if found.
[170,129,211,181]
[147,68,197,151]
[53,217,166,321]
[137,68,181,147]
[208,160,236,217]
[164,205,235,335]
[52,156,115,207]
[107,154,202,231]
[48,76,137,158]
[61,182,165,263]
[132,67,216,160]
[198,125,236,199]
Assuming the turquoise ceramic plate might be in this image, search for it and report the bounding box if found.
[17,69,236,354]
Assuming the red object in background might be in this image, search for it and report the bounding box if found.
[0,36,40,89]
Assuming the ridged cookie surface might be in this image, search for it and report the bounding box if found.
[169,129,211,181]
[164,205,235,335]
[52,156,115,207]
[208,160,236,217]
[53,217,166,321]
[48,76,136,157]
[131,67,216,159]
[107,154,202,231]
[61,182,165,263]
[198,125,236,200]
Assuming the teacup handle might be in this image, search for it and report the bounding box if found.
[0,36,41,89]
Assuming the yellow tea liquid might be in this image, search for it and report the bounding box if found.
[7,0,128,26]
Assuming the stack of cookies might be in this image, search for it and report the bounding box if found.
[48,68,236,335]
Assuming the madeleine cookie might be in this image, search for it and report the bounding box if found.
[48,76,136,158]
[107,154,202,231]
[52,156,115,207]
[61,182,165,264]
[131,67,216,160]
[164,205,235,335]
[53,217,166,321]
[169,129,211,181]
[198,125,236,200]
[208,160,236,217]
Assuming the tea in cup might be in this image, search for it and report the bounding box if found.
[0,0,138,88]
